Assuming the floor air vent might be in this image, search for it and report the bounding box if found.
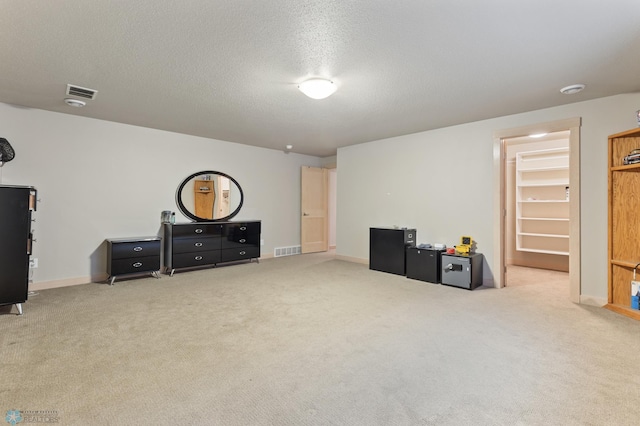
[274,245,301,257]
[66,84,98,100]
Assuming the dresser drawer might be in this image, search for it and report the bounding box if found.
[220,246,260,263]
[109,255,160,275]
[172,223,223,238]
[222,221,261,237]
[221,232,260,249]
[172,250,221,268]
[172,237,222,254]
[110,239,160,260]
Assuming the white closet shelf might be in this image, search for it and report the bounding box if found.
[517,182,569,187]
[518,165,568,172]
[516,248,569,256]
[518,199,569,203]
[518,217,569,221]
[518,232,569,238]
[516,146,570,258]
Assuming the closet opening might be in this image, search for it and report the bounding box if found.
[504,131,569,288]
[493,118,581,302]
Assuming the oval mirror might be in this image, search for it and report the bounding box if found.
[175,171,244,222]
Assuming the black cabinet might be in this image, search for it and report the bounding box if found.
[106,237,161,285]
[369,227,416,275]
[406,247,444,283]
[164,221,260,275]
[0,185,36,315]
[441,253,483,290]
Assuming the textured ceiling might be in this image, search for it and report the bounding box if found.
[1,1,639,157]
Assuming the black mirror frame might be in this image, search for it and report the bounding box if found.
[175,170,244,222]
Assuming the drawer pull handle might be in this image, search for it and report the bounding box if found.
[240,251,246,255]
[194,242,203,247]
[240,226,247,231]
[133,246,143,252]
[239,238,246,243]
[133,262,143,268]
[195,256,203,261]
[195,229,203,234]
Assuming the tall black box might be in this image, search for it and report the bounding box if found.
[369,227,416,275]
[406,247,445,283]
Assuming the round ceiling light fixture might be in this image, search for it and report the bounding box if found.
[560,84,586,95]
[64,98,86,107]
[298,78,337,100]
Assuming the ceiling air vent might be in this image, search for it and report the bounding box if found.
[66,84,98,100]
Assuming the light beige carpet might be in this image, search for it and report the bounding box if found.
[1,253,639,425]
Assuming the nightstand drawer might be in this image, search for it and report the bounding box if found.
[109,255,160,276]
[110,239,160,260]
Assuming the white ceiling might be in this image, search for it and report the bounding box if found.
[1,1,639,157]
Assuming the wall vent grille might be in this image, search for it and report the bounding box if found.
[66,84,98,100]
[274,245,301,257]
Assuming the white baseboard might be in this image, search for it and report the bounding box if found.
[335,254,368,265]
[29,275,98,291]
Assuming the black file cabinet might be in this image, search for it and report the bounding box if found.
[369,227,416,275]
[441,253,483,290]
[406,247,445,283]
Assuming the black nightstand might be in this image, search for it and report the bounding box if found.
[106,237,161,285]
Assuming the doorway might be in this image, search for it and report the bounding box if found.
[493,118,581,302]
[300,166,337,254]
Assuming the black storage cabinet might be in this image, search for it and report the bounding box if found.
[369,227,416,275]
[0,185,36,315]
[406,247,445,283]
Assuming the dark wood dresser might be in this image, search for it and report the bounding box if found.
[164,221,260,275]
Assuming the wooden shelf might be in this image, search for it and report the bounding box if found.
[604,304,640,321]
[610,259,640,268]
[610,163,640,172]
[608,128,640,321]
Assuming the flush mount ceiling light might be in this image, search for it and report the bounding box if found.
[64,98,86,107]
[298,78,337,100]
[560,84,586,95]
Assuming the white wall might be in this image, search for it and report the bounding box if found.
[336,93,640,301]
[0,102,321,288]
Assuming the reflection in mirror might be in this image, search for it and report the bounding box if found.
[176,171,243,222]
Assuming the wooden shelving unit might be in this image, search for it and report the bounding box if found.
[607,128,640,321]
[515,147,570,256]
